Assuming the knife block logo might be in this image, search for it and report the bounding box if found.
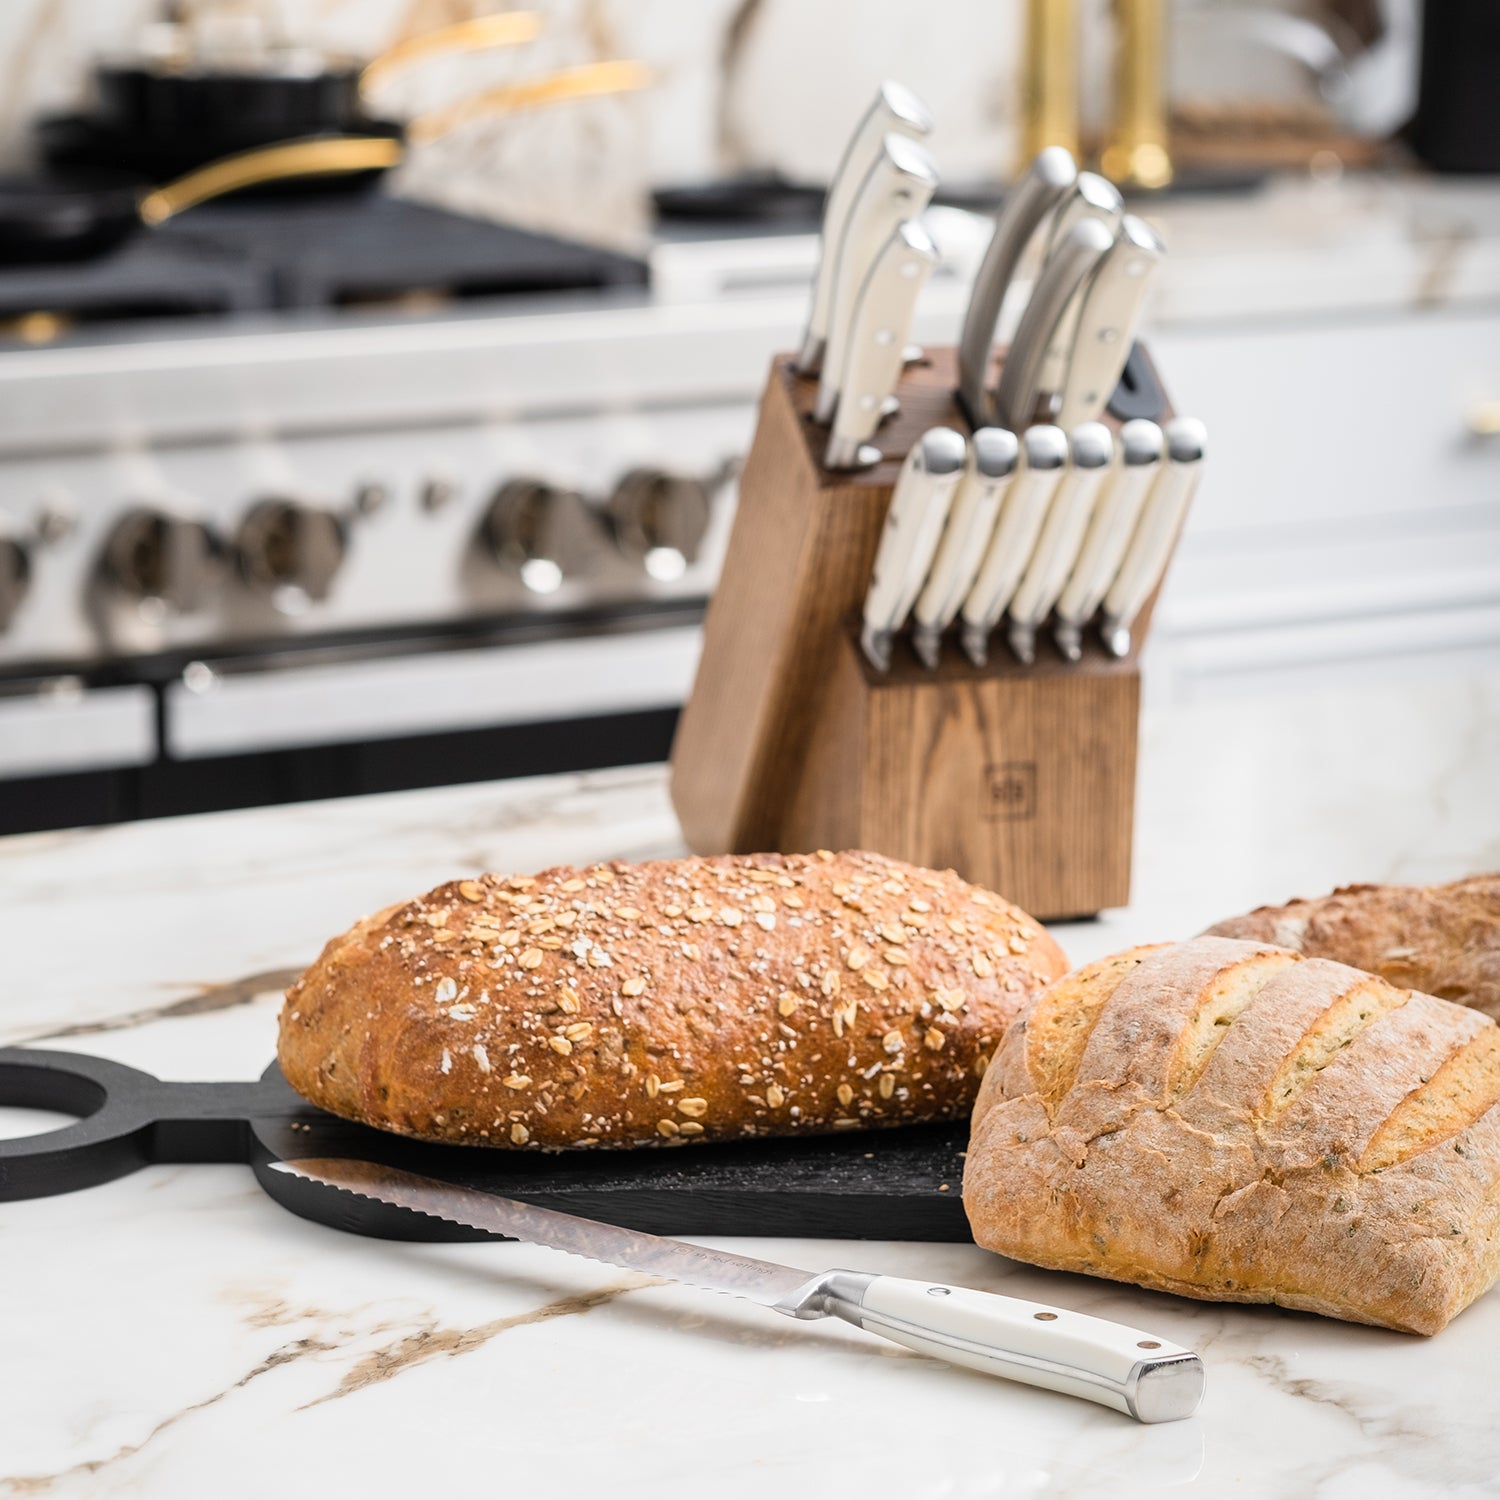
[984,762,1036,821]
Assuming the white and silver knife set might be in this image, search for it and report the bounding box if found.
[799,86,1206,671]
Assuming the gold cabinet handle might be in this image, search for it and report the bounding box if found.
[406,59,654,145]
[359,12,544,97]
[138,136,406,226]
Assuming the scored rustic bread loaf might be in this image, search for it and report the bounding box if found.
[964,936,1500,1334]
[279,850,1067,1149]
[1203,874,1500,1020]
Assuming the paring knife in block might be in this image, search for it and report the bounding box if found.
[1052,418,1163,661]
[815,134,939,425]
[1007,421,1114,665]
[1100,416,1206,658]
[860,427,968,672]
[272,1156,1205,1423]
[825,219,941,471]
[910,427,1020,666]
[956,145,1077,425]
[958,424,1068,668]
[797,81,934,376]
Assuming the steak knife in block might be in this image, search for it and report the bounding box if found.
[669,346,1179,921]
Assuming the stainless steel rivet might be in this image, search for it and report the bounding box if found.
[927,1286,951,1297]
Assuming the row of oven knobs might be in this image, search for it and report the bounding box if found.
[0,469,717,629]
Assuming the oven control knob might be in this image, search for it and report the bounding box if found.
[481,480,601,594]
[102,508,218,613]
[606,468,712,582]
[0,528,31,633]
[236,499,347,606]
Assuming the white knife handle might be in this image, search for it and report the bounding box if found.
[957,424,1067,664]
[1006,423,1114,660]
[910,428,1019,662]
[1100,417,1206,655]
[816,135,939,425]
[816,1272,1204,1423]
[1054,213,1165,429]
[1054,418,1163,628]
[825,220,940,471]
[1031,173,1124,410]
[798,81,933,373]
[861,427,967,669]
[993,217,1115,432]
[956,146,1077,417]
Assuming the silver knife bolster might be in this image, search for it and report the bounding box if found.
[956,146,1077,415]
[993,216,1115,431]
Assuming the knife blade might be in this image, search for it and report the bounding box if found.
[860,426,968,672]
[1100,416,1206,658]
[1006,421,1114,664]
[1051,418,1163,660]
[910,427,1020,667]
[271,1156,1205,1423]
[1054,213,1166,429]
[815,134,940,425]
[956,145,1077,426]
[958,423,1068,667]
[824,219,941,471]
[992,216,1115,433]
[796,81,935,376]
[1029,173,1125,420]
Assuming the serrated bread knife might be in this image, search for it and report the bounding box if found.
[860,426,968,671]
[958,423,1068,667]
[271,1157,1204,1422]
[1051,418,1163,660]
[956,145,1077,425]
[910,427,1020,666]
[824,220,941,471]
[815,134,940,425]
[1100,416,1206,658]
[797,81,935,376]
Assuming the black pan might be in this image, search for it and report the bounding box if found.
[0,131,403,267]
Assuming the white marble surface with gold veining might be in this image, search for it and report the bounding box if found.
[2,665,1499,1498]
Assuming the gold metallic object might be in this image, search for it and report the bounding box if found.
[138,137,405,225]
[1468,400,1500,438]
[1101,0,1173,189]
[1021,0,1080,164]
[405,59,655,145]
[358,12,544,97]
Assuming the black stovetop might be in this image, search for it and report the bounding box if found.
[0,190,648,325]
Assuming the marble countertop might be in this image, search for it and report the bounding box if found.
[3,666,1499,1498]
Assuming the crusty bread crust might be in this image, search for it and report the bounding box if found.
[964,937,1500,1335]
[279,851,1067,1150]
[1203,874,1500,1019]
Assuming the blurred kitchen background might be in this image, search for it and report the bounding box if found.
[0,0,1495,834]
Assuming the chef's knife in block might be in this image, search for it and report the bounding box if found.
[669,346,1178,921]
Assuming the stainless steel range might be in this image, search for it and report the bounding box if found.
[0,188,983,832]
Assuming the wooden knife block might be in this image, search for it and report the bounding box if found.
[670,346,1174,921]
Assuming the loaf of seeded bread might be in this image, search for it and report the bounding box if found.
[1203,874,1500,1020]
[964,936,1500,1334]
[279,851,1067,1149]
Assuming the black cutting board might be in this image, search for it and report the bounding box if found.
[0,1047,971,1241]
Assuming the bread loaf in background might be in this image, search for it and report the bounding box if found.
[1203,874,1500,1020]
[279,851,1067,1149]
[964,936,1500,1334]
